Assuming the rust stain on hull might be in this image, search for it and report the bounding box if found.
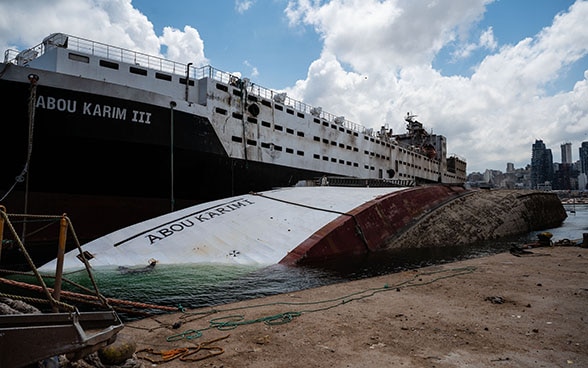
[280,185,467,265]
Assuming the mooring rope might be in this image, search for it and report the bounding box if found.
[0,277,179,313]
[0,74,38,202]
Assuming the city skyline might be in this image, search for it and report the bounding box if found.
[473,140,586,174]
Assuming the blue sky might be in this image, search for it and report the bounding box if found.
[1,0,587,174]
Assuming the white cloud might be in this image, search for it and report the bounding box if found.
[235,0,254,14]
[159,26,208,66]
[0,0,160,55]
[284,0,588,172]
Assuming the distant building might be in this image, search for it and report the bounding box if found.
[580,141,588,175]
[531,140,554,189]
[578,173,587,191]
[561,142,573,164]
[553,163,576,190]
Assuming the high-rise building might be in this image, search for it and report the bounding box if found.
[531,140,553,189]
[561,142,572,164]
[580,141,588,174]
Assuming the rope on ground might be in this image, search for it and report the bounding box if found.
[167,266,476,341]
[136,334,230,363]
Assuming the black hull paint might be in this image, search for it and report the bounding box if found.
[1,78,329,252]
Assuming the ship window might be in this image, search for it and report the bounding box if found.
[353,162,359,167]
[331,124,337,130]
[364,165,369,169]
[247,95,258,102]
[99,60,119,70]
[179,77,195,86]
[275,125,283,131]
[297,112,305,118]
[346,161,352,166]
[297,150,304,156]
[286,128,294,134]
[314,136,320,142]
[339,143,344,148]
[247,139,257,146]
[331,141,337,146]
[314,154,320,159]
[232,112,243,119]
[262,121,271,128]
[346,145,352,150]
[155,72,172,81]
[323,121,329,127]
[286,108,294,115]
[275,104,283,111]
[331,158,337,162]
[297,131,304,137]
[215,107,228,115]
[364,150,369,155]
[232,136,243,143]
[322,139,329,144]
[346,129,352,134]
[314,118,320,124]
[130,66,148,76]
[232,89,242,97]
[247,117,258,124]
[68,53,89,63]
[286,148,294,154]
[274,145,283,151]
[339,159,344,164]
[261,100,272,107]
[339,127,345,132]
[353,132,358,137]
[353,147,358,152]
[216,83,228,92]
[323,156,328,161]
[261,142,271,148]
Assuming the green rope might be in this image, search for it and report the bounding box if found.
[167,266,476,341]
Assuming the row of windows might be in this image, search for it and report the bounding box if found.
[68,52,195,86]
[396,160,440,175]
[215,88,438,168]
[215,82,441,175]
[230,135,439,176]
[221,106,443,173]
[217,106,392,162]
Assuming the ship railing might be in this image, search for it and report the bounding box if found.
[196,64,375,138]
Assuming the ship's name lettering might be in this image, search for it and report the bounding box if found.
[35,95,151,124]
[145,199,255,245]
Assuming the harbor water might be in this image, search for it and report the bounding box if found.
[37,204,588,319]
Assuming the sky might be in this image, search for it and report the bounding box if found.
[1,0,587,174]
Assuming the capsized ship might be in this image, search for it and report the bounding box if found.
[1,33,466,244]
[38,184,468,273]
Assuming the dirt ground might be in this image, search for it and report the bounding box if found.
[119,245,587,368]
